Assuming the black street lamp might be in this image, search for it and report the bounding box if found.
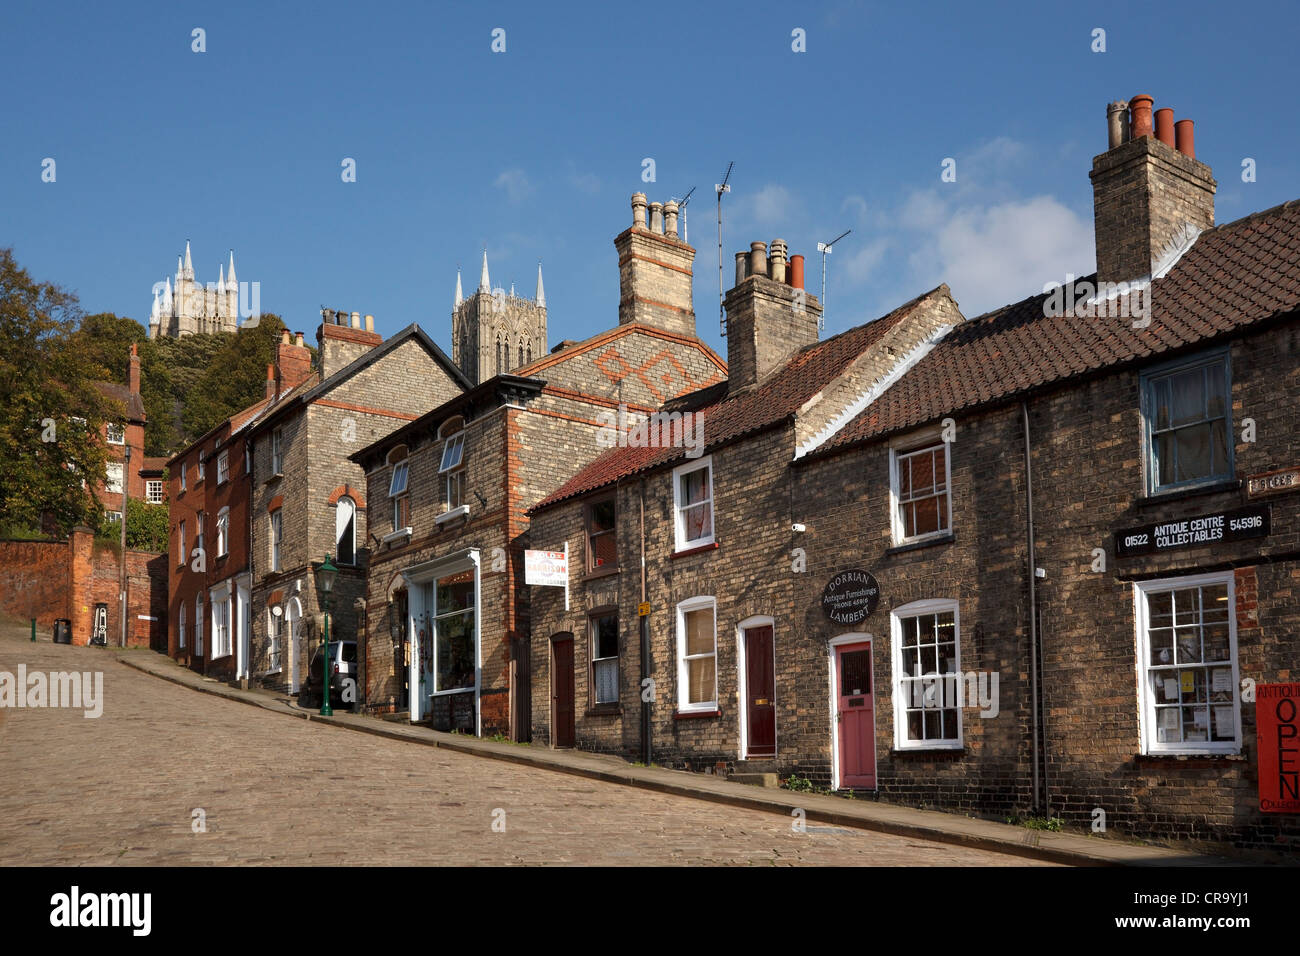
[314,554,338,716]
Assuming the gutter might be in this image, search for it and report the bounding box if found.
[1022,400,1043,813]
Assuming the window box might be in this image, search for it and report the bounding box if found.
[382,526,413,544]
[1134,572,1240,755]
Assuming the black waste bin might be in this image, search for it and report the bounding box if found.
[53,619,72,644]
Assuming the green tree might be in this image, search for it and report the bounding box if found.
[99,496,170,553]
[181,313,290,438]
[0,248,113,536]
[72,312,148,384]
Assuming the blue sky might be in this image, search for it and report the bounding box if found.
[3,0,1298,358]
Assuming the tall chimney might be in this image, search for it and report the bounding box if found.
[128,343,141,397]
[317,316,381,378]
[277,332,312,393]
[614,193,696,336]
[265,362,277,399]
[1175,119,1196,159]
[1091,94,1215,285]
[724,243,822,391]
[1154,108,1175,148]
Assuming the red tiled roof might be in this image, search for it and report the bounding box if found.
[817,199,1300,455]
[530,287,944,512]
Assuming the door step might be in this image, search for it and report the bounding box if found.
[381,711,411,723]
[729,772,779,788]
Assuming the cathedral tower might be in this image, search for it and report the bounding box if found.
[149,242,243,338]
[451,249,548,385]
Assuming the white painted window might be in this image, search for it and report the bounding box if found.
[178,519,186,567]
[1141,350,1232,495]
[180,464,186,492]
[211,590,230,659]
[106,422,125,445]
[672,456,714,551]
[216,507,230,557]
[197,451,205,480]
[179,602,187,650]
[1135,573,1240,754]
[270,509,282,572]
[675,596,717,712]
[146,479,164,504]
[195,511,205,562]
[268,609,282,672]
[890,435,951,545]
[336,496,356,565]
[105,461,124,495]
[216,450,230,484]
[891,599,962,750]
[439,421,465,514]
[104,510,122,525]
[389,451,410,531]
[271,427,283,474]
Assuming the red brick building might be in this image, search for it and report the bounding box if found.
[527,96,1300,849]
[92,344,169,521]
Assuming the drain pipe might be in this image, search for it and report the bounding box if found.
[639,477,652,766]
[1021,400,1042,813]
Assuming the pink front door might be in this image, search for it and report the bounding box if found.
[836,642,876,788]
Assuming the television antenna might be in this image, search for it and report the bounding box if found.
[716,162,734,336]
[671,186,696,244]
[815,228,852,330]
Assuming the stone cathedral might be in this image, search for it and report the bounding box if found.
[451,250,547,386]
[149,241,243,338]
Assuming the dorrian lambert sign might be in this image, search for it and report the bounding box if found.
[821,570,880,625]
[1115,504,1270,558]
[1256,683,1300,814]
[1247,467,1300,499]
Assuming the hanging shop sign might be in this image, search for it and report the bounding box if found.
[1256,683,1300,814]
[821,570,880,625]
[1114,504,1270,558]
[1247,467,1300,499]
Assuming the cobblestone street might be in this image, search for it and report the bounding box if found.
[0,628,1053,866]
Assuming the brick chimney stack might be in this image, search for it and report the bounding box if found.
[127,343,141,396]
[1091,94,1216,285]
[613,193,696,336]
[274,329,313,397]
[724,238,821,392]
[317,308,382,378]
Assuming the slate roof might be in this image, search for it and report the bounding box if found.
[93,382,145,421]
[814,198,1300,456]
[529,287,946,512]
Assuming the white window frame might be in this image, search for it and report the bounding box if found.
[675,595,718,713]
[106,422,125,445]
[105,461,124,495]
[267,608,282,673]
[216,507,230,558]
[216,449,230,485]
[104,510,122,525]
[194,595,204,657]
[270,509,282,572]
[888,428,952,546]
[179,602,187,650]
[195,511,205,561]
[389,461,410,531]
[336,496,356,566]
[180,464,186,492]
[271,427,283,474]
[589,609,620,706]
[672,455,715,552]
[178,519,187,567]
[210,584,231,660]
[890,598,963,751]
[1134,572,1241,755]
[197,452,205,481]
[146,479,164,504]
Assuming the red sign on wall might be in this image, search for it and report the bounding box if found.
[1256,683,1300,813]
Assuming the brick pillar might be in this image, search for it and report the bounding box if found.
[68,526,95,646]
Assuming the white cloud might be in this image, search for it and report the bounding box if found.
[566,162,600,195]
[747,184,796,225]
[494,168,534,203]
[841,194,869,223]
[838,237,891,284]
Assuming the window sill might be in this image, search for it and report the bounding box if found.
[885,532,954,557]
[585,704,622,717]
[674,708,722,720]
[890,745,965,755]
[382,527,412,544]
[264,472,284,485]
[436,505,470,526]
[1137,479,1240,509]
[670,541,718,560]
[262,668,282,677]
[582,566,621,581]
[1135,751,1245,762]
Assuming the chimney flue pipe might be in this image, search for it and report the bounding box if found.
[1175,119,1196,159]
[749,241,768,279]
[790,254,805,290]
[1107,100,1129,149]
[1129,94,1154,139]
[1155,108,1175,148]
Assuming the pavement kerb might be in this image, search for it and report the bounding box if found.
[112,650,1226,868]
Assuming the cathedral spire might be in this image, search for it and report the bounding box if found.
[217,264,226,295]
[479,247,490,293]
[176,255,183,280]
[183,240,193,278]
[454,269,463,309]
[163,276,173,311]
[150,288,161,323]
[536,261,545,307]
[226,249,237,288]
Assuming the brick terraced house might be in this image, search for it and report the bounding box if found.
[526,96,1300,848]
[245,316,470,698]
[350,195,727,737]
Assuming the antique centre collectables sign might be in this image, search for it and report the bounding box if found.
[1115,504,1270,558]
[821,569,880,625]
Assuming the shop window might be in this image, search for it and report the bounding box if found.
[891,599,962,749]
[590,611,619,705]
[672,456,714,551]
[1135,573,1240,754]
[1141,351,1232,494]
[890,439,951,544]
[676,597,717,712]
[422,571,476,694]
[585,496,617,571]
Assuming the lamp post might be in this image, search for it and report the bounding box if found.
[119,444,130,648]
[314,554,338,716]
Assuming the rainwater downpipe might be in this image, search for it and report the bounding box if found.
[1021,400,1042,813]
[639,477,651,766]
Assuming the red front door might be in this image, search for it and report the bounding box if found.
[552,636,575,748]
[744,625,776,758]
[835,642,876,789]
